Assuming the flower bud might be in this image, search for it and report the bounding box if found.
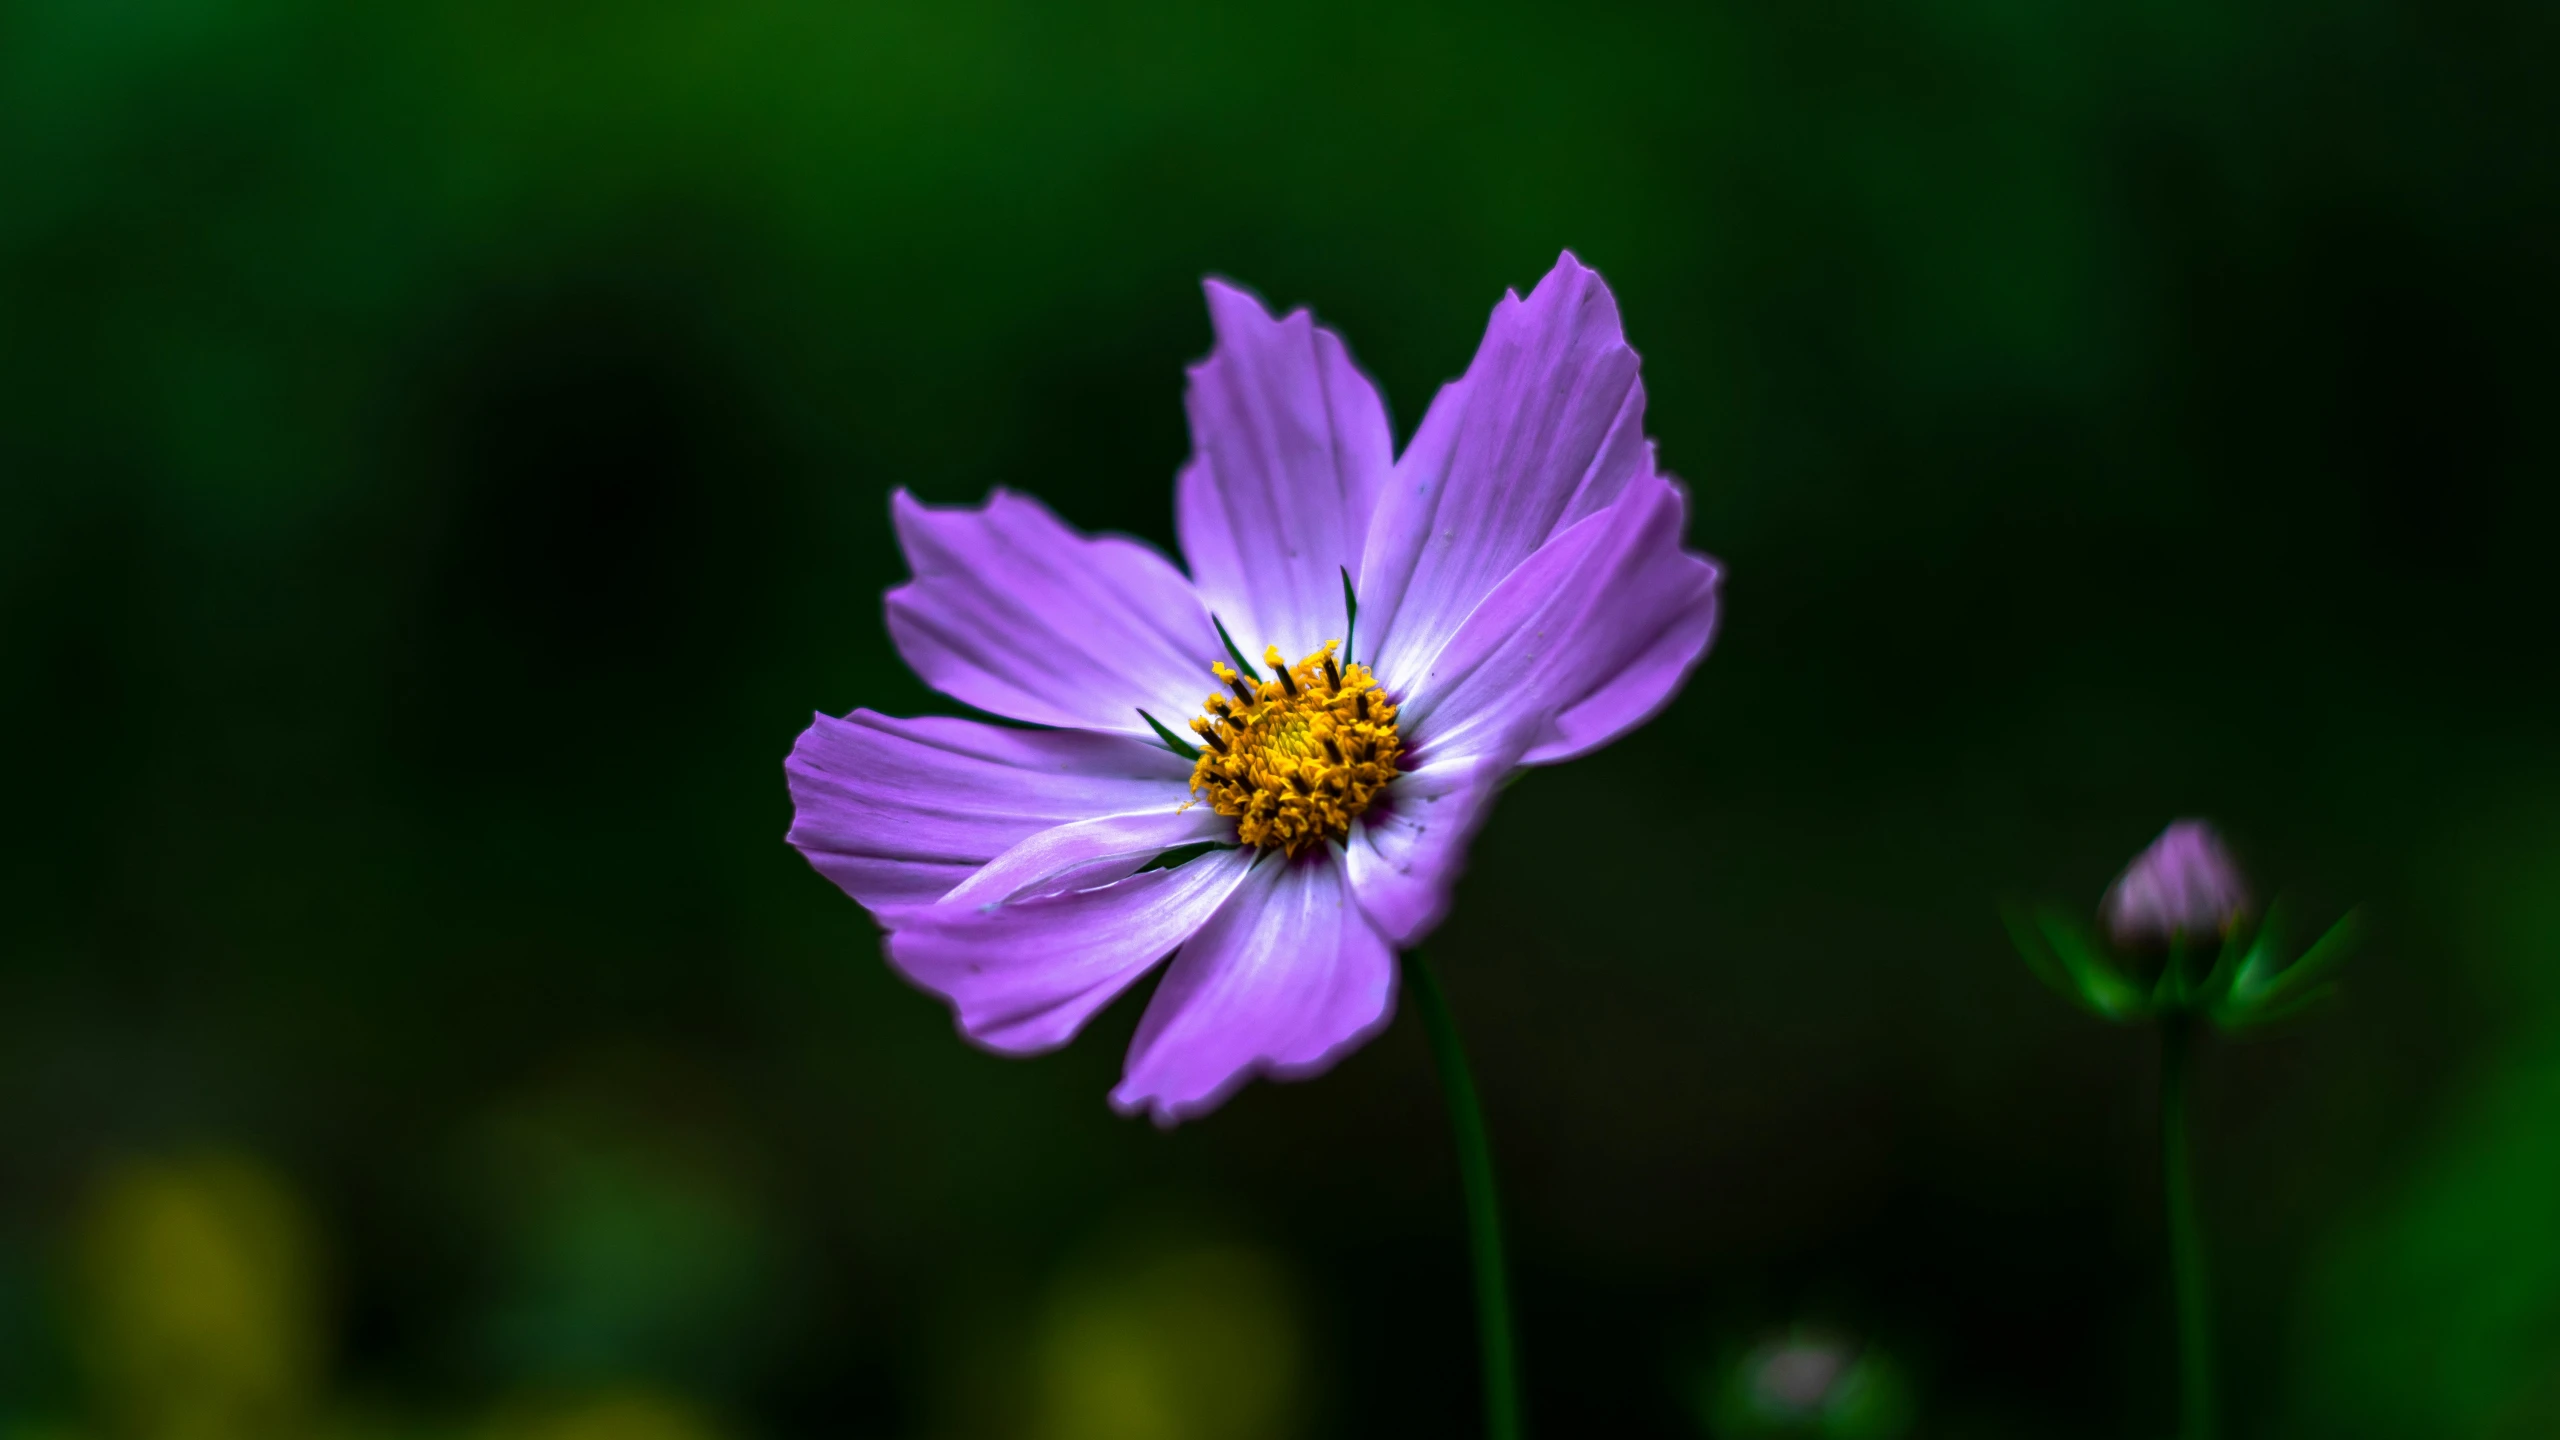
[1701,1327,1914,1438]
[2101,820,2252,949]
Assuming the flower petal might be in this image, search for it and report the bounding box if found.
[1341,749,1513,948]
[886,488,1221,736]
[1396,473,1720,769]
[940,805,1233,909]
[884,846,1257,1056]
[786,710,1193,910]
[1520,500,1721,765]
[1359,252,1653,692]
[1110,851,1396,1125]
[1176,280,1394,661]
[1333,482,1713,948]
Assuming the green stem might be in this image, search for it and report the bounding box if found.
[2161,1016,2216,1440]
[1406,952,1523,1440]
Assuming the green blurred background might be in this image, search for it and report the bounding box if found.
[3,1,2556,1436]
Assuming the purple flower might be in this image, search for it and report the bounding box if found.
[786,254,1722,1123]
[2101,819,2253,948]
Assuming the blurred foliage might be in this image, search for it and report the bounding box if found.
[462,1089,783,1399]
[2,0,2555,1436]
[2289,828,2560,1439]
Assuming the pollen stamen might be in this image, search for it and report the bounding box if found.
[1184,640,1401,857]
[1218,665,1257,707]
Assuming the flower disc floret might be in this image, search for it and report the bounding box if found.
[1187,641,1401,856]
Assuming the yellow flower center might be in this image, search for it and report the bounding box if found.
[1187,641,1402,856]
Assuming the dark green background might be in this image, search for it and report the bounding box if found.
[5,1,2556,1436]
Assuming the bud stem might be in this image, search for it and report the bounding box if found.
[2160,1016,2216,1440]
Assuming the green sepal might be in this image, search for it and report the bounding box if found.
[2222,899,2290,1008]
[2193,910,2253,1010]
[2043,909,2150,1020]
[1213,616,1262,681]
[1136,708,1201,761]
[2219,981,2341,1032]
[1137,840,1238,874]
[2152,933,2193,1010]
[2004,902,2085,1005]
[2006,903,2150,1022]
[1339,565,1360,668]
[2213,905,2360,1030]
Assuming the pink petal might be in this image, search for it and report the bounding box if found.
[1341,749,1512,948]
[1111,850,1397,1124]
[885,847,1256,1057]
[939,806,1233,909]
[886,489,1221,737]
[1358,253,1652,692]
[1177,280,1393,662]
[1398,474,1719,768]
[786,710,1193,910]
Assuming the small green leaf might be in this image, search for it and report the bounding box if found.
[1136,709,1201,760]
[1213,616,1262,681]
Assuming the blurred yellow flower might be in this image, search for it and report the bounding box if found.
[73,1152,324,1440]
[1029,1243,1304,1440]
[472,1390,726,1440]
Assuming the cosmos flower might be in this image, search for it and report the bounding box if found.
[786,253,1722,1123]
[2101,819,2252,948]
[1706,1328,1913,1439]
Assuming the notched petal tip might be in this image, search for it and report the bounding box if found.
[1190,276,1324,380]
[1359,248,1653,689]
[885,483,972,524]
[1179,268,1394,666]
[888,482,1046,532]
[1198,272,1262,306]
[1198,273,1277,325]
[1528,248,1626,324]
[1107,1084,1195,1129]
